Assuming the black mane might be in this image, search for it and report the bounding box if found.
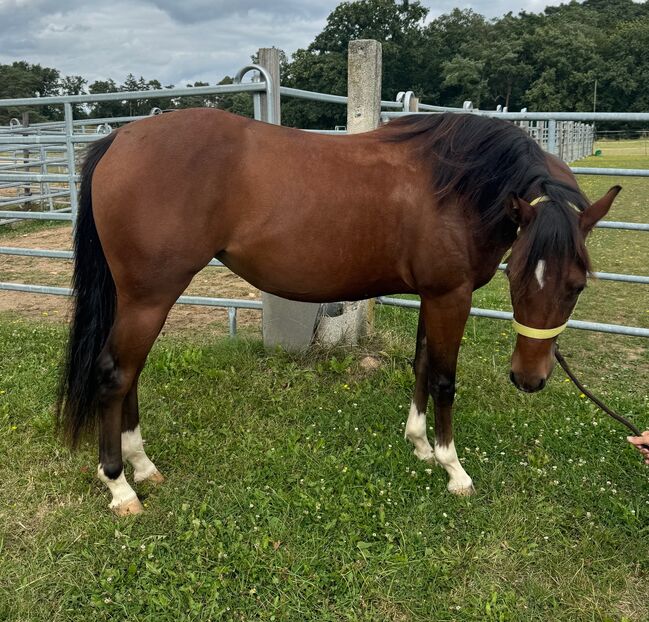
[380,113,591,286]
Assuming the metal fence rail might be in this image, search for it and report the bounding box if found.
[377,297,649,338]
[1,67,647,339]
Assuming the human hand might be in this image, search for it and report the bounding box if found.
[627,431,649,465]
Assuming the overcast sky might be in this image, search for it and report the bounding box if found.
[0,0,567,87]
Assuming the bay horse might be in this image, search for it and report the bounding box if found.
[56,110,619,515]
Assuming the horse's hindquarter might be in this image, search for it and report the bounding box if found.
[92,110,470,302]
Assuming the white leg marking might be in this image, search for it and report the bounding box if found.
[535,259,546,289]
[434,440,474,494]
[97,466,138,509]
[121,425,160,483]
[405,402,435,462]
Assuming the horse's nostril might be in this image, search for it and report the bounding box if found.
[538,378,546,391]
[509,370,516,385]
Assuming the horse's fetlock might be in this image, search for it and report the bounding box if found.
[100,461,123,481]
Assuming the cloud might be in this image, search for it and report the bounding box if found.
[146,0,330,23]
[0,0,567,87]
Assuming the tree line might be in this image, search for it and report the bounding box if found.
[1,0,648,129]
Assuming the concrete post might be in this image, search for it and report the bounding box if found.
[314,39,382,346]
[346,40,382,133]
[257,48,322,351]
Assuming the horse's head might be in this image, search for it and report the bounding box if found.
[505,186,621,393]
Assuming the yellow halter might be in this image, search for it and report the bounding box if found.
[512,319,568,340]
[511,195,569,340]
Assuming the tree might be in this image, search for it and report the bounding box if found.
[282,0,428,128]
[441,56,486,107]
[59,75,88,118]
[216,76,253,118]
[175,81,219,109]
[88,79,127,119]
[0,61,61,124]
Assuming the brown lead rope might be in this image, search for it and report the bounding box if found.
[554,347,649,451]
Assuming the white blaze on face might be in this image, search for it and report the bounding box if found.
[405,401,434,462]
[97,466,138,509]
[535,259,546,289]
[121,425,159,482]
[434,440,474,493]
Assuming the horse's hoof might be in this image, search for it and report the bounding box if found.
[414,448,436,464]
[112,497,144,516]
[448,484,475,496]
[141,470,165,485]
[134,469,165,485]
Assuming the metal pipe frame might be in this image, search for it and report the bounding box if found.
[382,110,649,122]
[1,248,647,286]
[0,82,265,109]
[377,297,649,338]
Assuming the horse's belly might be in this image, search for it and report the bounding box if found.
[216,246,411,303]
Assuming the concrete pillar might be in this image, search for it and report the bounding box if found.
[346,40,382,133]
[257,48,322,351]
[314,39,382,346]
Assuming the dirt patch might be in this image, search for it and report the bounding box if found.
[0,225,262,336]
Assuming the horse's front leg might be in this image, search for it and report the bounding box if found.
[420,290,474,495]
[405,312,435,462]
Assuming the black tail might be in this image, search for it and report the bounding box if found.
[57,133,118,447]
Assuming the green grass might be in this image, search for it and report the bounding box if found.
[0,142,648,621]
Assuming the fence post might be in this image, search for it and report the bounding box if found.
[63,103,79,220]
[21,111,31,208]
[547,119,557,156]
[314,39,382,345]
[257,48,323,351]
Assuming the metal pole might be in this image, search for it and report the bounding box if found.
[547,119,557,155]
[21,111,31,208]
[63,103,79,220]
[258,48,281,125]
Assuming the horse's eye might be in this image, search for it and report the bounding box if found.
[569,284,586,298]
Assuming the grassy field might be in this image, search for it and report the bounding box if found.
[0,141,647,621]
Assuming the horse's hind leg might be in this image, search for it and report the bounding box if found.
[97,297,176,515]
[121,376,164,485]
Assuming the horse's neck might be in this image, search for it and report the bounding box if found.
[469,218,518,289]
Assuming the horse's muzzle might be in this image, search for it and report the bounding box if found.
[509,370,546,393]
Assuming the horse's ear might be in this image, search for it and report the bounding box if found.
[508,197,536,227]
[580,185,621,234]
